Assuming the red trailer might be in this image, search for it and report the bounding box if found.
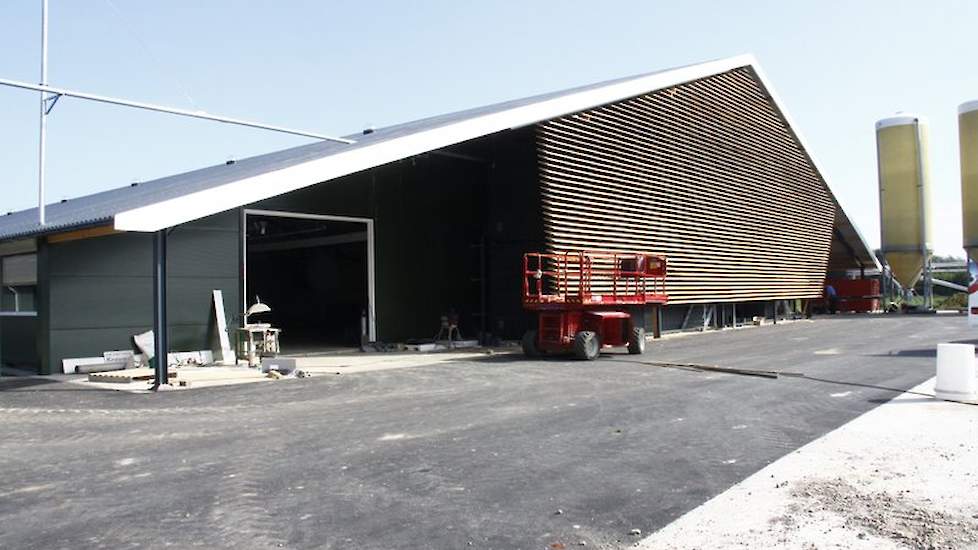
[824,278,881,313]
[522,250,668,360]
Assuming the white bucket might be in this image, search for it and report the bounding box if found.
[934,343,977,401]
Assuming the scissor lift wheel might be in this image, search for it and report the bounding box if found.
[573,331,600,360]
[627,326,646,355]
[521,329,541,357]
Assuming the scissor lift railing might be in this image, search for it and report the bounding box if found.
[522,250,668,308]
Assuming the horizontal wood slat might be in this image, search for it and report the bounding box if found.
[537,67,835,303]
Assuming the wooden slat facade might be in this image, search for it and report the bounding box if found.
[537,67,836,304]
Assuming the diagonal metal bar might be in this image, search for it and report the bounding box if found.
[0,77,355,144]
[43,93,61,115]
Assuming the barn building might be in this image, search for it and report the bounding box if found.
[0,55,877,374]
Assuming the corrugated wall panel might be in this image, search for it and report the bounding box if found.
[537,67,835,304]
[39,211,240,374]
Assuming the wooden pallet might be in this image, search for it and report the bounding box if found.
[88,368,177,384]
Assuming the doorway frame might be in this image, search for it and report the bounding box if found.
[242,208,377,343]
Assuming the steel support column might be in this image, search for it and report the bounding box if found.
[654,305,663,339]
[923,257,934,311]
[152,230,168,388]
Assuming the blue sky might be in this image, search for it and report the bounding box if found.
[1,1,975,255]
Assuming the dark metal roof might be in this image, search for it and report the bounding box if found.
[0,63,681,241]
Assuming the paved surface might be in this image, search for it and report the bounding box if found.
[0,315,972,550]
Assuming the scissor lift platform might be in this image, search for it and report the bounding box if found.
[522,250,668,360]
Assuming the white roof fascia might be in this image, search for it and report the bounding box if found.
[113,55,753,232]
[876,114,926,129]
[747,60,882,271]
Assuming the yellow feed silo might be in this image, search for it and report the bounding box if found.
[961,101,978,261]
[876,115,933,288]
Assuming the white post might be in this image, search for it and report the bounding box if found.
[38,0,48,226]
[935,343,977,402]
[367,219,377,342]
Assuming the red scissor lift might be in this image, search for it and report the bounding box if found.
[522,250,668,360]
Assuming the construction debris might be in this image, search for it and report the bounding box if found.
[261,357,297,374]
[133,330,155,360]
[211,289,234,365]
[75,360,129,375]
[87,366,269,387]
[63,350,137,374]
[167,351,213,366]
[257,357,314,380]
[65,348,214,375]
[62,357,107,374]
[265,368,310,380]
[404,340,480,352]
[88,368,177,383]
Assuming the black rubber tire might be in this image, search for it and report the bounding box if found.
[521,330,540,357]
[573,330,600,360]
[627,326,646,355]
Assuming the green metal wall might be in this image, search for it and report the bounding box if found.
[37,212,239,374]
[0,316,38,370]
[482,129,546,339]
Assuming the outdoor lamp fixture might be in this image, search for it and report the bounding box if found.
[245,296,272,325]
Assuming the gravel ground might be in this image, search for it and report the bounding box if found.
[0,314,973,549]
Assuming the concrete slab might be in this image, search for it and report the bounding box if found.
[291,348,507,374]
[67,366,271,392]
[638,377,978,549]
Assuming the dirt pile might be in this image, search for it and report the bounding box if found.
[778,478,978,549]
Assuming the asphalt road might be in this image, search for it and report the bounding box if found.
[0,314,972,550]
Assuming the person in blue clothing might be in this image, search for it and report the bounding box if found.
[824,283,838,314]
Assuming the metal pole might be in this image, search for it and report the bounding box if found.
[478,233,487,345]
[0,78,354,144]
[38,0,48,225]
[924,257,934,310]
[152,230,168,388]
[654,304,663,338]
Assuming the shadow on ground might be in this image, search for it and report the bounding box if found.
[0,377,65,391]
[870,348,938,358]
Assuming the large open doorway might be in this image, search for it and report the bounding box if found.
[244,209,375,353]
